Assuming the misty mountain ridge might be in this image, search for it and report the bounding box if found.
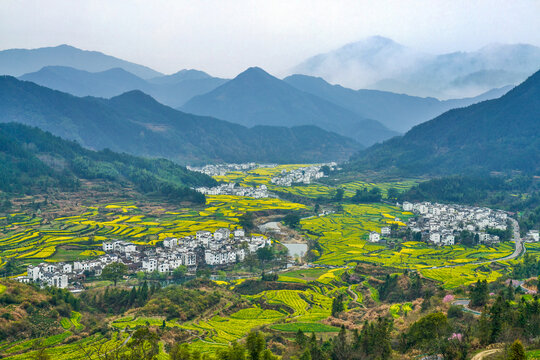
[284,74,512,132]
[18,65,228,108]
[148,69,215,84]
[292,36,540,98]
[0,76,361,164]
[181,66,398,146]
[348,68,540,175]
[0,44,163,79]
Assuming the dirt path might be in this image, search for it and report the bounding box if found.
[470,348,502,360]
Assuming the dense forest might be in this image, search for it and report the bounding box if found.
[0,122,216,202]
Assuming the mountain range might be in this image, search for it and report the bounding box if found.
[3,44,527,135]
[284,74,512,133]
[0,76,361,164]
[19,65,513,134]
[292,36,540,99]
[19,66,228,109]
[181,67,398,146]
[0,44,162,79]
[348,69,540,175]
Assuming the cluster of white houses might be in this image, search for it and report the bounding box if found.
[17,228,271,289]
[367,202,511,246]
[187,163,270,176]
[270,163,336,187]
[525,230,539,242]
[402,202,508,246]
[196,183,269,198]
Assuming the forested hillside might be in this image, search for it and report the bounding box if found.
[0,123,216,202]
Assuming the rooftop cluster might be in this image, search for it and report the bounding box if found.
[17,228,271,289]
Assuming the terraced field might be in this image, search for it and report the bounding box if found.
[0,196,305,266]
[298,203,515,287]
[299,203,413,265]
[180,306,287,352]
[2,331,129,360]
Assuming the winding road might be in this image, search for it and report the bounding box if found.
[452,299,482,316]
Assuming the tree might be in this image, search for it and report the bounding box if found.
[320,165,331,175]
[256,246,275,275]
[217,341,247,360]
[283,214,301,228]
[405,312,449,353]
[331,295,344,317]
[246,331,265,360]
[296,329,307,347]
[299,349,312,360]
[507,340,526,360]
[470,280,489,307]
[387,187,400,201]
[170,343,192,360]
[333,188,345,202]
[239,212,255,232]
[101,262,127,286]
[172,265,187,279]
[126,327,159,360]
[331,327,353,360]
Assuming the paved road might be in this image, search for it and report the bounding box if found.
[452,299,482,316]
[426,218,524,270]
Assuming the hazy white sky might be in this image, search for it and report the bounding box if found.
[1,0,539,77]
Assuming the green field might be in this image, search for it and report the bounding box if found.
[270,322,339,332]
[0,195,306,267]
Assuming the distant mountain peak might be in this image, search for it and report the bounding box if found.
[166,69,212,80]
[111,89,157,103]
[235,67,272,79]
[292,38,540,98]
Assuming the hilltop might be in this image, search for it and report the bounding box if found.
[181,67,397,146]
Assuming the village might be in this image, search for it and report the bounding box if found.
[17,228,271,289]
[196,183,269,198]
[270,163,337,186]
[368,201,512,246]
[187,163,271,176]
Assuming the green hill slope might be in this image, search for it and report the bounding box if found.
[0,122,216,202]
[348,69,540,175]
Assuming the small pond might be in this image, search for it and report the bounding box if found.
[282,243,308,257]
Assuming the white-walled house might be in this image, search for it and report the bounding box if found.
[369,232,380,242]
[381,227,391,236]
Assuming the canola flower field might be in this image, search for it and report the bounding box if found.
[299,203,516,287]
[0,196,306,268]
